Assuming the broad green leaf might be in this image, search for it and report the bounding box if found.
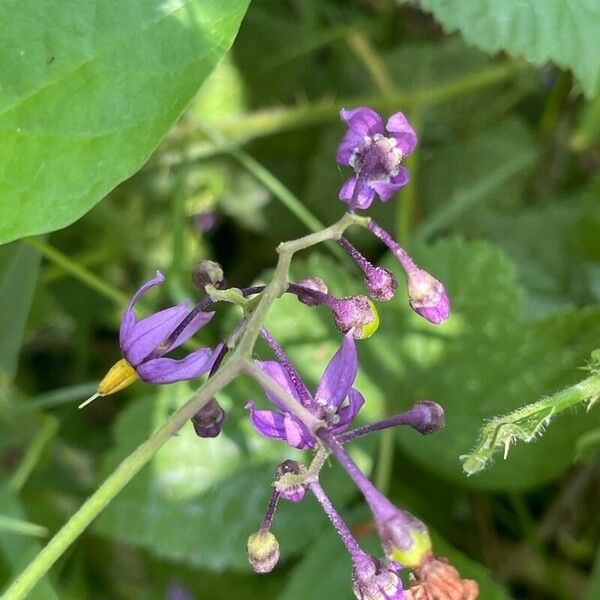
[0,243,40,385]
[480,196,600,317]
[0,0,250,244]
[461,351,600,475]
[415,0,600,97]
[94,383,356,571]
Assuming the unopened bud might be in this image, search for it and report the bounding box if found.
[377,510,432,569]
[274,459,306,502]
[405,401,445,434]
[352,557,403,600]
[194,210,218,234]
[192,260,225,291]
[295,277,328,306]
[191,399,226,438]
[332,296,380,339]
[365,267,397,302]
[406,268,450,325]
[247,531,280,573]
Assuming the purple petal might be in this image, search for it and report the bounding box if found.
[256,361,302,412]
[135,345,221,384]
[339,176,376,209]
[331,388,365,432]
[121,304,189,366]
[119,271,165,345]
[386,112,417,156]
[314,332,357,409]
[245,402,314,449]
[336,129,365,165]
[170,309,215,350]
[340,107,384,137]
[370,167,409,202]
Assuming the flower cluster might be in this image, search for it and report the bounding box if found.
[88,107,476,599]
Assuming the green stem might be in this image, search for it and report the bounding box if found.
[346,30,396,96]
[211,61,527,142]
[1,363,240,600]
[2,213,366,600]
[24,238,129,307]
[9,417,59,493]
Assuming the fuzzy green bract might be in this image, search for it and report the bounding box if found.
[0,0,250,244]
[416,0,600,97]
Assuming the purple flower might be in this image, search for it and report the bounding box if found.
[118,271,222,384]
[246,332,364,449]
[337,107,417,210]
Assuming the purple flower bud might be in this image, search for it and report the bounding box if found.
[274,459,306,502]
[406,269,450,325]
[402,401,445,434]
[295,277,329,306]
[191,399,226,438]
[191,260,226,291]
[247,531,280,573]
[331,296,380,339]
[366,266,398,302]
[352,557,403,600]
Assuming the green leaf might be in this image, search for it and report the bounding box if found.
[461,352,600,475]
[0,243,40,384]
[0,0,250,244]
[480,195,600,317]
[416,0,600,97]
[94,383,356,571]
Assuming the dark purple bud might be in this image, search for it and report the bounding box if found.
[191,399,226,438]
[194,210,218,234]
[365,266,397,301]
[247,531,280,573]
[295,277,328,306]
[331,296,380,339]
[403,401,445,434]
[274,459,306,502]
[192,260,226,291]
[406,269,450,325]
[352,557,403,600]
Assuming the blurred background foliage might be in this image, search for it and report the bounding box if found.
[1,1,599,599]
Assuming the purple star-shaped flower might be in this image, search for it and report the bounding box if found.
[336,107,417,210]
[119,271,222,384]
[246,332,364,449]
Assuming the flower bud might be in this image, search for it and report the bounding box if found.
[332,296,380,339]
[247,531,280,574]
[406,268,450,325]
[191,399,226,438]
[352,557,403,600]
[365,266,397,302]
[192,260,225,291]
[274,459,306,502]
[295,277,328,306]
[377,510,432,569]
[404,401,445,434]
